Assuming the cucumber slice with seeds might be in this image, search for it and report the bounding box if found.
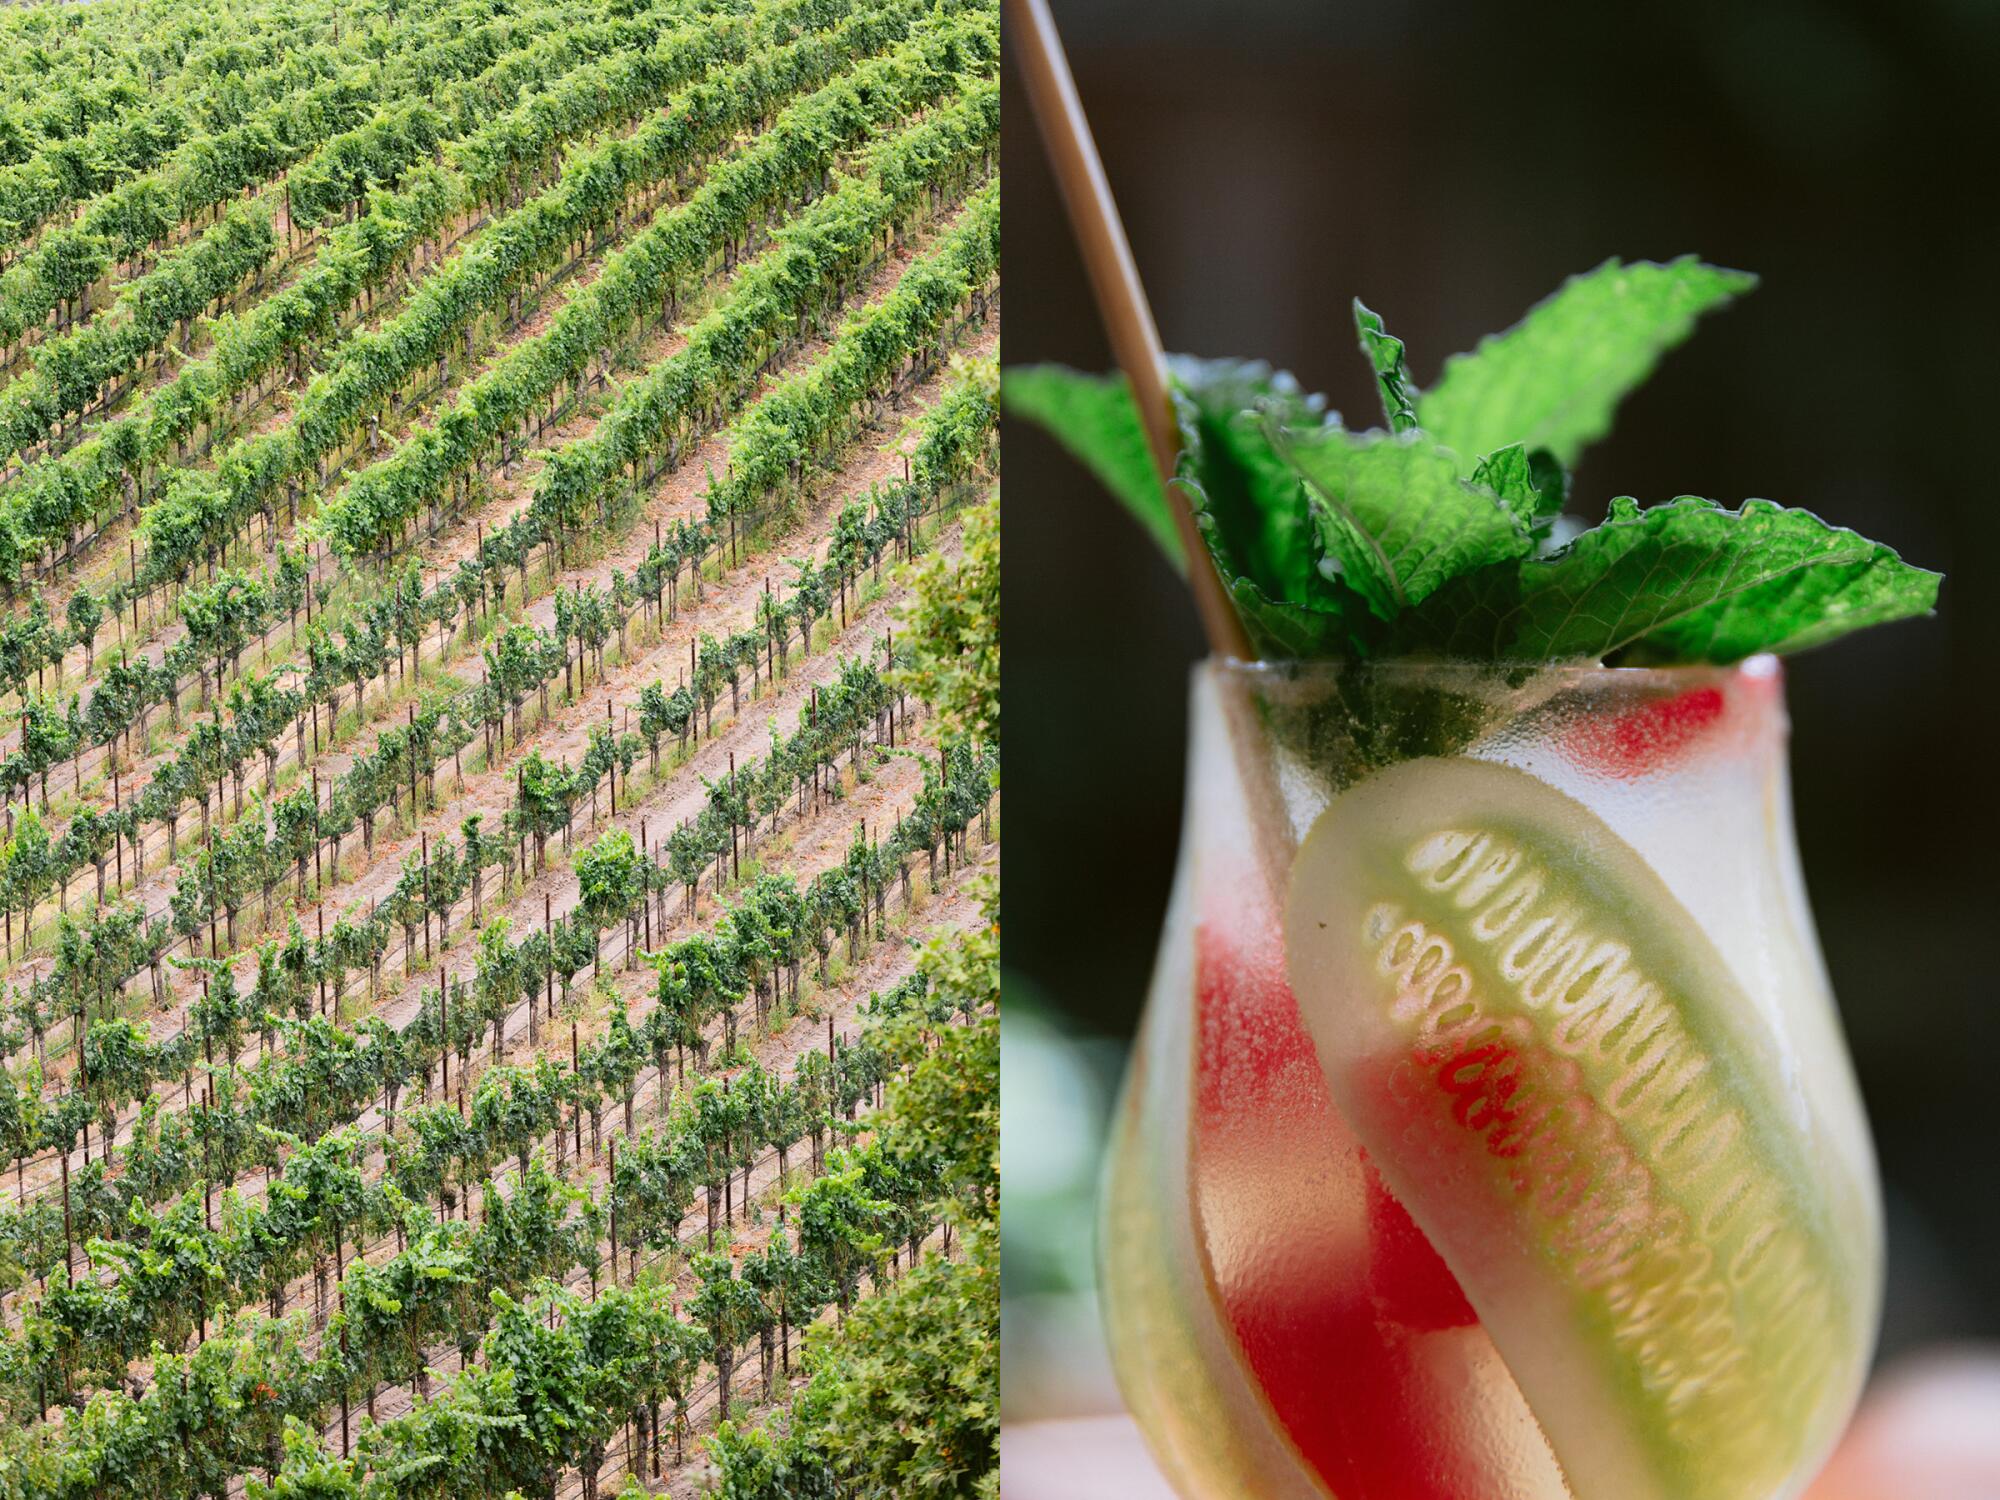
[1283,756,1871,1500]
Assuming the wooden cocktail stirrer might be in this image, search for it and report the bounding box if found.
[1009,0,1302,899]
[1004,0,1252,662]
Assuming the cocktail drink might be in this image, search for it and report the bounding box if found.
[1009,254,1939,1496]
[1101,658,1879,1500]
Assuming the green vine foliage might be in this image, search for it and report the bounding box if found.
[0,0,1000,1486]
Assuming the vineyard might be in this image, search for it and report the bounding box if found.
[0,0,1001,1494]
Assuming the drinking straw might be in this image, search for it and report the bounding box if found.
[1005,0,1253,660]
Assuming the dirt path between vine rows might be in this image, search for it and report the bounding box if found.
[3,173,983,978]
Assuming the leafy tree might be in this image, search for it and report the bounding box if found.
[789,1157,892,1318]
[743,1230,830,1394]
[65,588,102,675]
[691,1252,765,1428]
[895,491,998,754]
[760,1225,997,1499]
[575,828,644,968]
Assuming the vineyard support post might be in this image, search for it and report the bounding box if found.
[59,1154,72,1283]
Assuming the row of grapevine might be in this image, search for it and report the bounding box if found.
[0,0,473,152]
[2,890,921,1410]
[706,162,1002,522]
[0,372,993,1188]
[112,0,965,600]
[0,8,304,122]
[0,692,984,1336]
[315,38,998,561]
[0,206,277,464]
[15,572,992,1408]
[0,0,849,590]
[0,0,743,466]
[0,702,982,1307]
[307,953,983,1498]
[0,910,993,1498]
[510,110,999,571]
[0,675,986,1271]
[56,7,992,692]
[150,2,993,582]
[0,346,990,1125]
[0,345,991,1006]
[0,0,589,268]
[0,41,994,884]
[5,473,962,1097]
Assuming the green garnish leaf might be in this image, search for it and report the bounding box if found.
[1417,257,1757,467]
[1273,425,1529,621]
[1227,578,1353,659]
[1615,506,1944,662]
[1399,496,1941,662]
[1353,300,1419,434]
[1467,442,1561,535]
[1001,365,1183,569]
[1527,448,1573,527]
[1168,359,1369,657]
[1003,260,1939,666]
[1168,357,1334,615]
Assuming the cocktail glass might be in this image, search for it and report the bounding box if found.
[1102,657,1881,1500]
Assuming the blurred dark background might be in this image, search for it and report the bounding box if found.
[1002,0,1999,1366]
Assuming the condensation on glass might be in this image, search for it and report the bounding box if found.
[1102,658,1880,1500]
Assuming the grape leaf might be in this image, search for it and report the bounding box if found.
[1395,496,1940,662]
[1416,258,1757,466]
[1353,300,1419,434]
[1273,425,1529,622]
[1001,365,1183,569]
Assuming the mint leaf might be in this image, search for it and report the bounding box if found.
[1004,258,1940,668]
[1353,300,1419,434]
[1619,513,1944,663]
[1398,496,1939,662]
[1165,358,1371,655]
[1000,359,1362,654]
[1527,449,1572,524]
[1228,578,1352,658]
[1464,444,1568,536]
[1168,358,1332,607]
[1273,425,1529,622]
[1416,258,1757,467]
[1003,365,1183,569]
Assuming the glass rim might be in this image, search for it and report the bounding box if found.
[1204,653,1781,688]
